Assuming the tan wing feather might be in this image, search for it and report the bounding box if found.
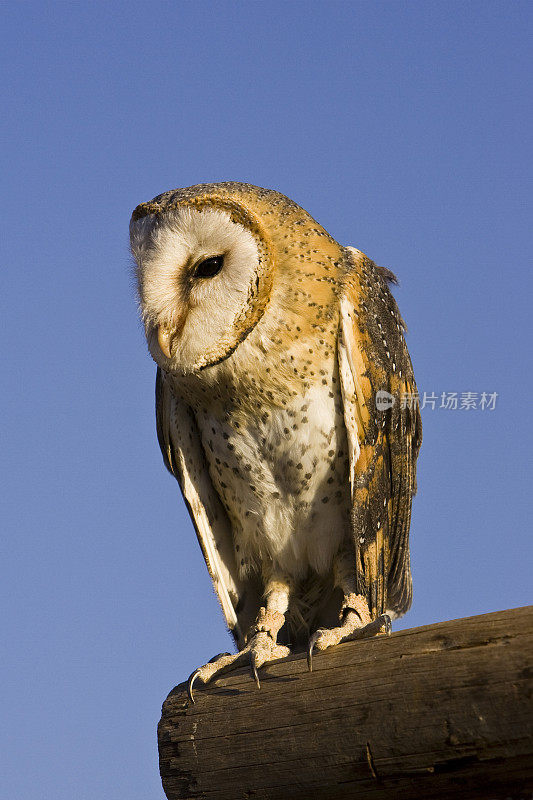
[338,248,422,619]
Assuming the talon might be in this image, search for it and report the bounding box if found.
[209,652,231,663]
[360,613,392,638]
[251,654,261,689]
[307,634,318,672]
[187,669,200,704]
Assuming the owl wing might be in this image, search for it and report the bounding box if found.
[155,368,260,649]
[337,247,422,619]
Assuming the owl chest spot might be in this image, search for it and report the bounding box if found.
[195,381,351,578]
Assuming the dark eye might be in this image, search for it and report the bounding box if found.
[194,255,224,279]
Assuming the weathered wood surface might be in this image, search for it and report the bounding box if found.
[158,606,533,799]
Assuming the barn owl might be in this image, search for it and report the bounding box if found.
[130,182,422,701]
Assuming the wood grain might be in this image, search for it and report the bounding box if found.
[158,606,533,799]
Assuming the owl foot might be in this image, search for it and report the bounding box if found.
[187,608,290,703]
[307,593,391,671]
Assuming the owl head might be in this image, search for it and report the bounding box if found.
[130,182,342,374]
[130,185,280,373]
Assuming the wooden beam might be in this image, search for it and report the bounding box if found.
[158,606,533,799]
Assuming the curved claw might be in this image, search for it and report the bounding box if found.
[208,652,231,663]
[187,669,201,704]
[381,614,392,636]
[361,613,392,637]
[250,653,261,689]
[307,633,320,672]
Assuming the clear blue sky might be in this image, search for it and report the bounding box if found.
[2,2,531,798]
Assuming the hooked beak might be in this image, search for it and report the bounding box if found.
[157,326,173,359]
[156,313,187,359]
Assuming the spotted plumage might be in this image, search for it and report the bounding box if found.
[130,182,421,692]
